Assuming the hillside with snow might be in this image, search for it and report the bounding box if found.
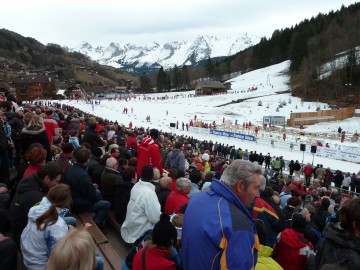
[70,34,260,73]
[56,60,360,173]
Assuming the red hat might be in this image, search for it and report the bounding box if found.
[344,194,351,198]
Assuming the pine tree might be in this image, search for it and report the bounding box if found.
[206,57,214,78]
[181,65,190,89]
[140,73,152,93]
[156,66,168,92]
[172,65,181,90]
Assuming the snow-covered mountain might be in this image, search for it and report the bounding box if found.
[70,34,260,74]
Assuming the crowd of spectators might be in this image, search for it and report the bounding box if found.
[0,98,359,270]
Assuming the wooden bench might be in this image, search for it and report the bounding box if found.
[73,213,123,270]
[107,210,122,232]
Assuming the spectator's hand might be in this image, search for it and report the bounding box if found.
[0,233,9,242]
[93,183,99,189]
[0,187,8,193]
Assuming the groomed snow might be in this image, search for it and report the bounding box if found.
[56,61,360,173]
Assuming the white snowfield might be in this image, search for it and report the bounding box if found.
[57,61,360,173]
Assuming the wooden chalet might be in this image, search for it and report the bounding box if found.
[12,75,55,101]
[195,81,226,95]
[64,85,84,99]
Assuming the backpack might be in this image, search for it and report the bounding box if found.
[125,229,153,269]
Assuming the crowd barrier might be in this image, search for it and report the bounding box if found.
[189,127,360,164]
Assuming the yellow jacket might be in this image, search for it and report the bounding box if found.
[255,244,283,270]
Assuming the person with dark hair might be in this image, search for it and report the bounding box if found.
[188,169,201,196]
[165,141,185,173]
[92,153,111,188]
[316,197,331,231]
[274,213,315,270]
[137,129,163,178]
[56,143,74,177]
[114,167,137,223]
[121,165,161,244]
[6,105,24,168]
[10,162,62,246]
[133,213,178,270]
[87,147,103,178]
[316,198,360,269]
[82,120,104,149]
[20,184,71,269]
[253,220,283,270]
[63,147,110,228]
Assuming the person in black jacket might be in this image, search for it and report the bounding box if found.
[9,162,62,246]
[82,121,104,149]
[21,114,52,162]
[6,107,24,168]
[316,198,360,269]
[288,160,295,176]
[114,168,136,223]
[63,147,110,228]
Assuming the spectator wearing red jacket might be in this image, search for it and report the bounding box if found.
[164,178,191,215]
[43,108,59,144]
[126,131,138,151]
[274,214,315,270]
[137,129,163,178]
[303,163,313,187]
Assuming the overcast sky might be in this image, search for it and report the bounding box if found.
[1,0,357,48]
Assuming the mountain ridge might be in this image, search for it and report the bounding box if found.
[69,33,260,74]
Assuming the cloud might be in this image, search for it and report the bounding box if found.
[0,0,357,47]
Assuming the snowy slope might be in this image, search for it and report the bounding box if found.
[70,34,260,71]
[55,60,360,173]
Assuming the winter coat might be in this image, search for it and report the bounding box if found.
[193,156,204,172]
[87,155,100,178]
[20,197,68,270]
[68,136,80,148]
[137,136,163,178]
[293,162,301,172]
[304,165,313,176]
[21,126,52,162]
[23,165,42,178]
[82,129,103,149]
[156,187,171,213]
[316,222,360,270]
[274,228,314,270]
[121,180,161,244]
[164,189,189,215]
[255,244,283,270]
[63,162,100,213]
[92,163,106,187]
[9,172,48,245]
[101,167,122,206]
[133,247,176,270]
[6,112,23,141]
[165,149,185,173]
[182,179,259,270]
[43,115,59,144]
[114,180,134,223]
[253,197,280,247]
[126,136,138,150]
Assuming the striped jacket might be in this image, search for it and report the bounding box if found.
[183,180,259,270]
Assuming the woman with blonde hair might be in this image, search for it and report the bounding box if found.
[22,114,52,161]
[21,184,72,270]
[47,229,97,270]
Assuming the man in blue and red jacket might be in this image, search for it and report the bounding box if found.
[183,160,262,270]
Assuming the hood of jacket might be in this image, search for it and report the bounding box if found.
[279,228,308,249]
[22,126,46,136]
[258,244,274,258]
[16,173,45,195]
[140,135,155,146]
[323,222,360,251]
[28,197,68,222]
